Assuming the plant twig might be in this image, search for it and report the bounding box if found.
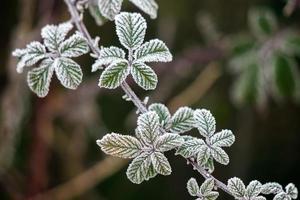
[63,0,240,198]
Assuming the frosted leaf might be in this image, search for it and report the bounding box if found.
[209,129,235,147]
[210,146,229,165]
[129,0,158,19]
[137,111,160,144]
[27,59,54,98]
[115,12,147,50]
[200,178,215,195]
[98,61,129,89]
[54,57,83,90]
[273,192,291,200]
[246,180,262,199]
[150,152,171,176]
[148,103,171,128]
[286,183,298,199]
[97,133,142,158]
[126,152,152,184]
[203,191,219,200]
[196,144,211,166]
[145,163,158,181]
[98,0,123,21]
[88,0,106,26]
[261,183,283,195]
[92,46,126,72]
[170,107,195,134]
[12,48,27,58]
[58,32,89,57]
[227,177,246,198]
[134,39,172,63]
[175,137,205,158]
[131,62,158,90]
[41,22,73,52]
[187,178,200,196]
[203,157,215,173]
[194,109,216,138]
[154,133,184,152]
[14,41,47,73]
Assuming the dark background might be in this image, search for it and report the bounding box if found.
[0,0,299,199]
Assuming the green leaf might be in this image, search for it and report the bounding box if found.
[137,111,160,144]
[126,152,152,184]
[286,35,300,56]
[210,146,229,165]
[148,103,171,128]
[154,133,184,152]
[99,61,129,89]
[54,57,83,89]
[129,0,158,19]
[203,191,219,200]
[97,133,142,158]
[170,107,194,134]
[41,23,73,51]
[196,145,211,166]
[203,157,215,173]
[145,163,158,181]
[98,0,123,21]
[200,178,214,195]
[115,12,147,50]
[92,46,126,72]
[58,33,89,57]
[232,63,262,105]
[194,109,216,138]
[209,129,235,147]
[176,137,205,158]
[227,177,246,198]
[27,59,54,98]
[248,8,277,39]
[274,55,296,97]
[88,0,107,26]
[187,178,200,196]
[150,152,172,176]
[246,180,262,199]
[15,41,47,73]
[131,62,158,90]
[134,39,172,63]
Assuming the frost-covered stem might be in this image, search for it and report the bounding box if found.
[187,158,244,199]
[63,1,239,198]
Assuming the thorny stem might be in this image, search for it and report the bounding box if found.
[64,0,240,198]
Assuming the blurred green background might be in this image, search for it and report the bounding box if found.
[0,0,300,199]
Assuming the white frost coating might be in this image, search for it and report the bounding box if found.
[98,61,130,89]
[12,22,89,97]
[129,0,158,19]
[134,39,172,63]
[98,0,123,21]
[41,22,73,52]
[92,46,126,72]
[227,177,246,198]
[187,178,219,200]
[115,12,147,50]
[131,62,158,90]
[27,59,54,98]
[170,107,195,133]
[194,109,216,138]
[148,103,171,128]
[58,32,89,57]
[97,111,183,184]
[54,57,83,90]
[187,178,200,197]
